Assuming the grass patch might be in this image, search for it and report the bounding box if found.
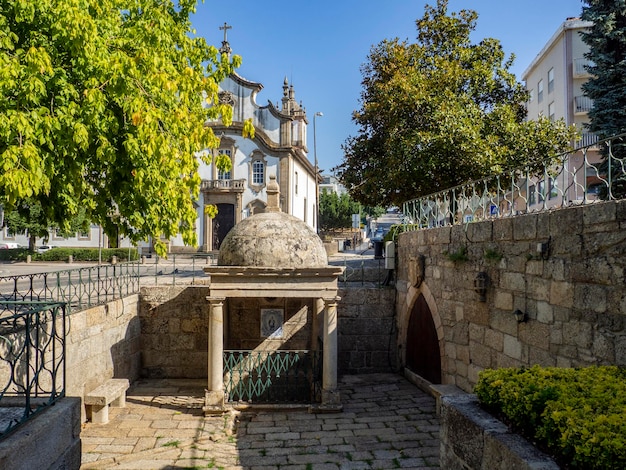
[445,246,468,262]
[484,248,503,262]
[162,440,181,447]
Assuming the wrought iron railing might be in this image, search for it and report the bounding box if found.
[0,262,140,311]
[574,95,594,113]
[141,253,217,286]
[0,301,66,437]
[573,58,594,77]
[224,349,321,404]
[402,134,626,229]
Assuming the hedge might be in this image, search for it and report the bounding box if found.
[474,365,626,469]
[0,247,139,263]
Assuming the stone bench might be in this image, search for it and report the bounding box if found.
[84,378,130,424]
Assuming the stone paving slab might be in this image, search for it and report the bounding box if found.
[80,373,440,469]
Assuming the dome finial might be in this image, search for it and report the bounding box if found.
[266,175,280,213]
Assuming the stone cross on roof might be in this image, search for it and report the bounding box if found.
[219,22,232,57]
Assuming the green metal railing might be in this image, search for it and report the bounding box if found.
[224,350,321,404]
[402,133,626,229]
[0,262,140,312]
[0,301,66,438]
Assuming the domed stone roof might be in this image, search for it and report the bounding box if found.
[217,174,327,268]
[218,211,328,268]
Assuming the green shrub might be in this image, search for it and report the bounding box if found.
[35,247,139,262]
[475,365,626,469]
[0,248,30,261]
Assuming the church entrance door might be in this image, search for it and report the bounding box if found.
[213,203,235,249]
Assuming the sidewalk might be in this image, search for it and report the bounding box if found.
[80,373,440,469]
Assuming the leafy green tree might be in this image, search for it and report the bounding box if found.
[337,0,577,207]
[4,200,90,250]
[319,190,361,231]
[0,0,251,256]
[581,0,626,198]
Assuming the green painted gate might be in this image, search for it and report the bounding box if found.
[224,350,322,404]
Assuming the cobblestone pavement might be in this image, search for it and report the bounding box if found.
[80,373,440,469]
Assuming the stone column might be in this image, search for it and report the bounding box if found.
[311,298,324,351]
[204,297,225,414]
[322,297,341,409]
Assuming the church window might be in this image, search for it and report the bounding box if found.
[253,161,264,185]
[248,151,267,191]
[217,149,232,180]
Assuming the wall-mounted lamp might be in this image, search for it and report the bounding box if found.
[474,272,488,302]
[513,309,528,323]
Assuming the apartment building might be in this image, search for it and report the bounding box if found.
[521,17,602,207]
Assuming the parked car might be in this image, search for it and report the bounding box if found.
[37,245,56,253]
[0,242,23,249]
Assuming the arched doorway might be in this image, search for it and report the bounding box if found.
[406,293,441,384]
[213,203,235,250]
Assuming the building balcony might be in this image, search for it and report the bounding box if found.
[573,58,594,78]
[574,95,593,114]
[201,178,246,193]
[576,132,600,149]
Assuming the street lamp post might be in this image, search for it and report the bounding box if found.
[313,112,323,233]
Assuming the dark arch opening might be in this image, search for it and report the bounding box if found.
[406,294,441,384]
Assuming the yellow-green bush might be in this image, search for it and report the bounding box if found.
[475,365,626,469]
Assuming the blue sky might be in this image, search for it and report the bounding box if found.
[191,0,584,174]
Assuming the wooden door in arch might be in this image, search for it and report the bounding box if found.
[406,294,441,384]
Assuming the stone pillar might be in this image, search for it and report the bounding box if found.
[322,297,341,409]
[311,298,324,351]
[204,297,225,414]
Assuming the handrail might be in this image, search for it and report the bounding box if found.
[0,301,66,438]
[0,262,140,311]
[401,133,626,230]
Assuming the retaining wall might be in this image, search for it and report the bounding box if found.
[65,295,141,422]
[138,285,397,377]
[396,199,626,391]
[0,398,81,470]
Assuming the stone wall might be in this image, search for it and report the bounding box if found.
[440,394,559,470]
[139,286,209,378]
[138,285,397,377]
[396,200,626,392]
[337,286,398,374]
[65,295,141,421]
[0,398,82,470]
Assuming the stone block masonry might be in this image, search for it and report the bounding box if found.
[138,285,398,378]
[396,199,626,392]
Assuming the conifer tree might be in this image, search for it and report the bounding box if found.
[581,0,626,198]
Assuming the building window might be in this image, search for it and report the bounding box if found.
[548,102,555,121]
[4,227,15,240]
[213,137,236,181]
[548,68,554,93]
[538,180,546,203]
[78,228,91,240]
[549,177,558,199]
[528,88,534,103]
[537,79,544,103]
[248,151,266,191]
[252,161,264,185]
[528,185,536,206]
[295,171,299,195]
[217,149,232,180]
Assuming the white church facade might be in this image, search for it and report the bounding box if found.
[164,33,319,253]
